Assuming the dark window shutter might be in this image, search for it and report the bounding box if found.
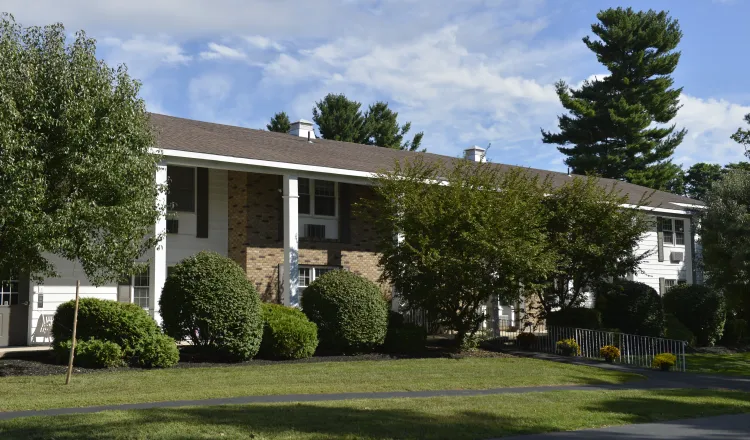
[656,216,664,262]
[196,167,209,238]
[339,183,351,243]
[278,176,284,241]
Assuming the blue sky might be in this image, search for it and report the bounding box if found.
[6,0,750,172]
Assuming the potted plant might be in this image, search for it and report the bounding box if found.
[599,345,620,363]
[556,338,581,356]
[652,353,677,371]
[517,332,536,350]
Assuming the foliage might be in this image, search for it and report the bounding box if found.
[546,308,602,330]
[700,170,750,320]
[54,339,123,369]
[665,314,695,346]
[595,280,665,337]
[721,318,748,347]
[532,176,650,315]
[301,270,388,353]
[311,93,423,150]
[731,113,750,159]
[52,298,162,358]
[383,324,427,354]
[663,284,726,346]
[266,111,291,133]
[682,163,723,201]
[600,345,621,362]
[541,8,685,190]
[159,251,264,361]
[388,310,405,328]
[516,332,537,350]
[556,338,581,356]
[259,303,318,360]
[362,157,553,347]
[652,353,677,371]
[0,14,164,283]
[136,333,180,368]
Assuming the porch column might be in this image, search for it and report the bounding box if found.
[283,175,300,307]
[152,161,168,324]
[391,232,404,312]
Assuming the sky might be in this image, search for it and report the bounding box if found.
[4,0,750,172]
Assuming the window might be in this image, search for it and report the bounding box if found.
[664,279,676,292]
[662,218,674,244]
[297,178,336,217]
[298,266,338,294]
[0,276,18,306]
[133,268,150,309]
[675,219,685,245]
[305,224,326,240]
[167,166,195,212]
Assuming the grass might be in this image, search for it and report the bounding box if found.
[686,352,750,376]
[1,388,749,439]
[0,357,640,412]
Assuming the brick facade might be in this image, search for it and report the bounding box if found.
[227,171,385,303]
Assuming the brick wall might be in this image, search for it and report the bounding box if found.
[227,171,385,303]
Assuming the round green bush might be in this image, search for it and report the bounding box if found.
[54,339,123,369]
[664,314,695,346]
[159,251,263,361]
[301,270,388,353]
[663,284,726,346]
[52,298,162,358]
[546,308,601,330]
[137,333,180,368]
[383,324,427,354]
[258,303,318,360]
[595,280,665,337]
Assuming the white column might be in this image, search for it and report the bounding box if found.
[391,232,404,312]
[152,161,168,324]
[283,175,300,307]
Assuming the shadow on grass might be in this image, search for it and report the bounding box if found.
[2,389,750,440]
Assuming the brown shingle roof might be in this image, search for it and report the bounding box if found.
[150,113,703,210]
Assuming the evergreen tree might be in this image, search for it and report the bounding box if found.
[266,111,291,133]
[312,93,368,143]
[365,101,424,151]
[684,163,723,201]
[731,113,750,160]
[542,8,686,190]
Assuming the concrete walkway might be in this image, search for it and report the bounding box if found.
[0,346,50,358]
[498,413,750,439]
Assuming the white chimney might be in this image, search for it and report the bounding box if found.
[289,119,316,140]
[464,145,486,163]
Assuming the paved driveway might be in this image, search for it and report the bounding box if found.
[497,413,750,439]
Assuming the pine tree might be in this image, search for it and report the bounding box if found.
[542,8,686,190]
[312,93,368,143]
[266,111,291,133]
[732,113,750,160]
[364,101,424,151]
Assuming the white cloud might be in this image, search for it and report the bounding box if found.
[100,35,191,64]
[199,43,247,61]
[244,35,284,52]
[188,73,234,121]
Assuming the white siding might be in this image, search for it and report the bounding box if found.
[631,215,693,293]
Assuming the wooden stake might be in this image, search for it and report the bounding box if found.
[65,280,81,385]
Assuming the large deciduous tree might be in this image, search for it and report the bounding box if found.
[362,158,553,346]
[266,111,291,133]
[0,15,164,284]
[531,177,651,315]
[542,7,685,191]
[731,113,750,160]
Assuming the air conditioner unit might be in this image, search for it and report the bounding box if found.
[670,251,684,262]
[305,224,326,240]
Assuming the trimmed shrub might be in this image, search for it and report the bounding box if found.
[600,345,620,363]
[160,251,264,361]
[652,353,677,371]
[595,280,665,337]
[136,333,180,368]
[383,324,427,354]
[388,310,405,328]
[54,339,123,369]
[259,303,318,360]
[52,298,161,358]
[665,314,695,346]
[546,308,601,330]
[516,332,537,350]
[663,284,726,346]
[302,270,388,353]
[556,338,580,356]
[721,318,748,347]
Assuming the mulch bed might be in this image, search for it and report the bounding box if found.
[0,345,515,378]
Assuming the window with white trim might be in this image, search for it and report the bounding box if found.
[661,218,685,246]
[298,178,337,217]
[133,268,150,309]
[0,276,19,306]
[298,266,338,293]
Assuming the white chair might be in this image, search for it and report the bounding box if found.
[31,314,54,344]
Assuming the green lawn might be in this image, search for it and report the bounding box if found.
[686,352,750,376]
[0,357,639,412]
[1,388,749,439]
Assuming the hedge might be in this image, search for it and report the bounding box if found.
[664,314,695,346]
[136,333,180,368]
[160,251,264,361]
[595,280,665,337]
[54,339,123,369]
[258,303,318,360]
[663,284,726,346]
[546,308,601,330]
[302,270,388,353]
[383,324,427,354]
